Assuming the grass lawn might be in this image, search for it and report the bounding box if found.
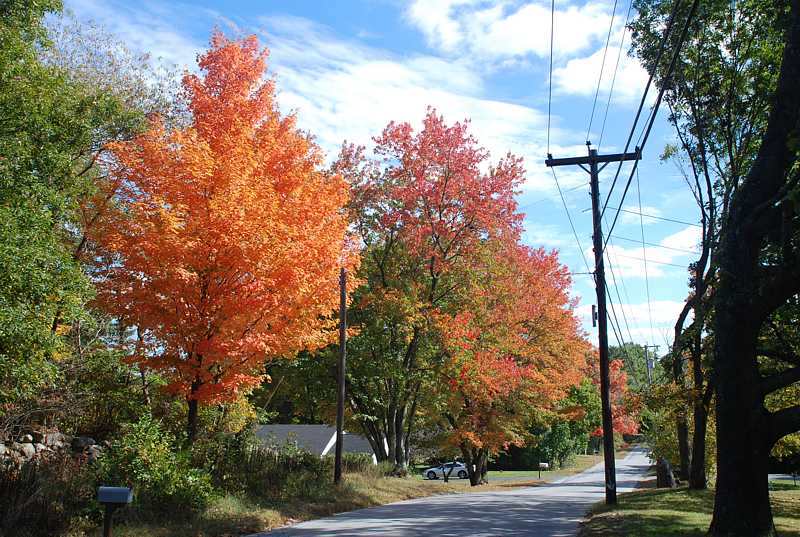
[414,453,604,486]
[578,482,800,537]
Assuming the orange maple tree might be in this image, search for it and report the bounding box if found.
[589,358,641,437]
[92,33,354,442]
[438,241,588,484]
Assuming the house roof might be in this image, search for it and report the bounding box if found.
[255,424,374,456]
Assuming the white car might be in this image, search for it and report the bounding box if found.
[424,461,469,480]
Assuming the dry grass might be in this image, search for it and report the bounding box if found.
[89,452,613,536]
[93,473,462,537]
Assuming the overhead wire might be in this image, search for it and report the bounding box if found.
[610,234,699,254]
[636,167,656,346]
[595,206,701,227]
[605,245,636,345]
[519,182,586,213]
[547,0,555,155]
[552,168,593,275]
[599,0,685,220]
[598,0,636,150]
[603,0,702,252]
[585,0,619,143]
[545,0,592,279]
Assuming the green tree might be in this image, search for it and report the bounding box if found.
[0,1,171,431]
[633,0,800,533]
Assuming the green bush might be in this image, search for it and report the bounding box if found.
[329,452,374,474]
[197,430,335,501]
[95,415,215,513]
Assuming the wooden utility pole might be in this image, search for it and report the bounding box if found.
[546,143,640,505]
[334,268,347,485]
[644,344,659,385]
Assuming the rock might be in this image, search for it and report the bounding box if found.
[33,443,48,453]
[19,434,33,443]
[86,444,103,463]
[11,442,36,459]
[0,443,6,457]
[44,432,67,448]
[71,436,96,450]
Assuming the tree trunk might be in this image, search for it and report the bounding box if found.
[689,394,709,490]
[689,335,712,490]
[671,353,692,482]
[710,0,800,529]
[709,307,776,536]
[391,406,409,475]
[675,413,691,482]
[187,397,199,445]
[461,445,488,486]
[186,378,201,445]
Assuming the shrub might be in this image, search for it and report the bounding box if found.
[95,415,215,514]
[337,452,375,474]
[197,430,335,501]
[0,452,94,537]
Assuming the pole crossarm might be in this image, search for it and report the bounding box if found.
[545,148,640,169]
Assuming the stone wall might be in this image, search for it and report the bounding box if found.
[0,431,103,467]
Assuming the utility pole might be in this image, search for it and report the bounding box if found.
[546,143,640,505]
[643,344,659,385]
[334,268,347,485]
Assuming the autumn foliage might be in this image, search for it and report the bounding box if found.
[337,110,590,481]
[92,33,354,442]
[439,241,588,482]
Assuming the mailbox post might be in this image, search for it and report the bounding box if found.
[538,462,549,479]
[98,486,133,537]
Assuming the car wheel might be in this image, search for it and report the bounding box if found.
[427,471,437,480]
[458,470,468,479]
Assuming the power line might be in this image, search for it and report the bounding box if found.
[605,245,636,345]
[547,0,555,154]
[586,206,702,227]
[551,168,593,276]
[605,287,627,348]
[586,0,619,143]
[605,235,644,330]
[599,0,685,219]
[610,234,699,254]
[519,182,586,212]
[598,0,635,150]
[636,166,656,348]
[603,0,702,251]
[613,252,689,269]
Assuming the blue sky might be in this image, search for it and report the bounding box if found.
[64,0,700,352]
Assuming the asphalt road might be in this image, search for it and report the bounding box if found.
[253,448,651,537]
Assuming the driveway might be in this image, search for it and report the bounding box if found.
[252,448,652,536]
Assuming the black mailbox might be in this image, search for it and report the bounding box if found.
[98,486,133,537]
[98,486,133,505]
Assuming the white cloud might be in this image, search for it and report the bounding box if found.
[576,299,689,347]
[66,0,203,68]
[406,0,615,60]
[661,225,702,253]
[593,225,700,279]
[620,204,664,226]
[522,223,568,248]
[257,15,566,191]
[552,43,649,103]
